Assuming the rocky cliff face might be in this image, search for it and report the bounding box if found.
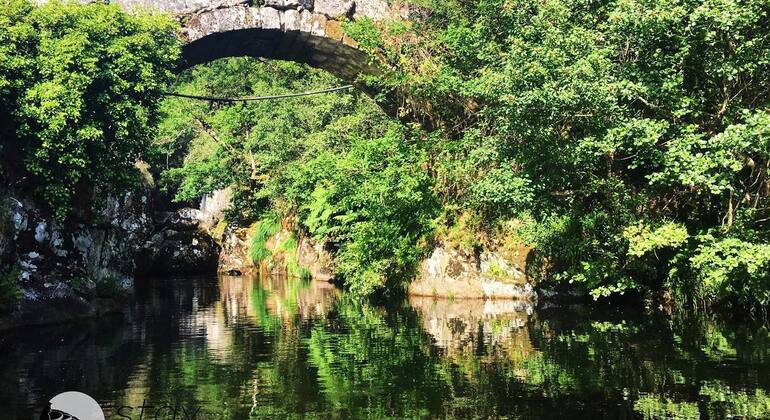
[296,236,335,281]
[0,178,227,327]
[1,176,541,329]
[217,225,254,275]
[214,220,336,281]
[10,187,152,297]
[409,242,537,300]
[0,182,155,327]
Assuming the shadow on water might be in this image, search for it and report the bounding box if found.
[1,274,769,419]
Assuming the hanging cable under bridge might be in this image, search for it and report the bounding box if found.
[162,84,355,103]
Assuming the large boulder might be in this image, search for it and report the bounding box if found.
[297,236,335,281]
[198,187,232,232]
[216,226,254,276]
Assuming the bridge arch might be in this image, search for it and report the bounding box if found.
[113,0,406,81]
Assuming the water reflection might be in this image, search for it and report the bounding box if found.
[410,296,532,355]
[1,274,769,419]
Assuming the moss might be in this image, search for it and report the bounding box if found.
[486,261,509,280]
[211,219,228,243]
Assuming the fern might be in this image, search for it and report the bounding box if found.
[277,233,312,281]
[249,214,280,264]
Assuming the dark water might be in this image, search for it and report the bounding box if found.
[2,275,769,419]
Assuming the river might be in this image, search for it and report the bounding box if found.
[2,275,769,419]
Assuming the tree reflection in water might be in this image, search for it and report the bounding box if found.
[1,274,769,418]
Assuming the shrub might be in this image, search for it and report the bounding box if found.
[249,214,280,264]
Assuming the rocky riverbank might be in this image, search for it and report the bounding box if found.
[409,242,537,301]
[1,179,542,329]
[0,179,153,328]
[0,170,225,329]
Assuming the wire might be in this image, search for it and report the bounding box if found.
[163,84,355,102]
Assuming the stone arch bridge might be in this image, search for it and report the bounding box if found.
[113,0,406,81]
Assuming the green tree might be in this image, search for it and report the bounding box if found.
[159,58,438,296]
[345,0,770,311]
[0,0,179,218]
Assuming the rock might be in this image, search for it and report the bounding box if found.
[409,243,536,300]
[139,229,220,275]
[0,178,155,315]
[217,226,253,275]
[153,208,203,231]
[198,187,232,232]
[138,207,222,276]
[297,236,335,281]
[260,6,282,30]
[352,0,392,20]
[314,0,354,18]
[0,173,232,325]
[216,222,335,281]
[263,0,313,9]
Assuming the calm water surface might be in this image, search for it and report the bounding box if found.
[1,275,769,419]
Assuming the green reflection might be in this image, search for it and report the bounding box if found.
[3,275,770,419]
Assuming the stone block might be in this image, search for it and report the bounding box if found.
[309,13,327,36]
[353,0,392,20]
[188,11,220,41]
[324,19,345,41]
[244,6,263,29]
[215,6,247,33]
[314,0,354,18]
[299,9,315,32]
[264,0,312,9]
[260,6,282,30]
[282,8,302,31]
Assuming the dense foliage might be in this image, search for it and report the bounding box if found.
[0,0,179,218]
[341,0,770,312]
[157,59,437,296]
[44,0,758,312]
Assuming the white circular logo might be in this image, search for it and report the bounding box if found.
[41,391,105,420]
